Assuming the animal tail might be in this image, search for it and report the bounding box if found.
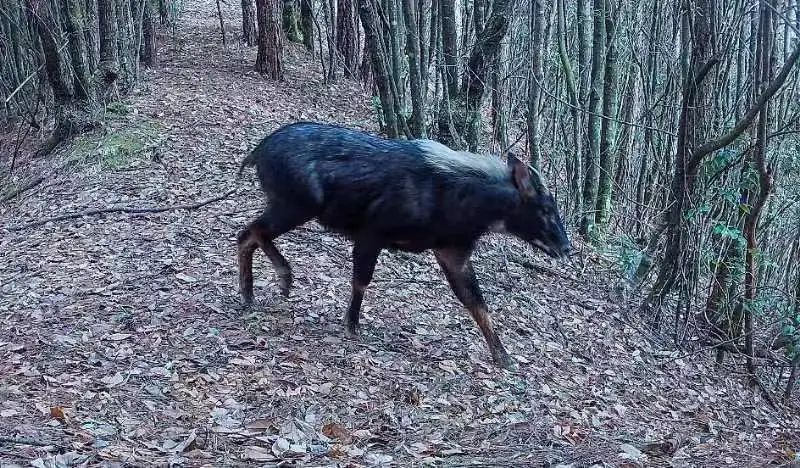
[237,150,256,177]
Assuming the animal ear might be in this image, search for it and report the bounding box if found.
[507,153,538,199]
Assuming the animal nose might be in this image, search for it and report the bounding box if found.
[561,245,574,258]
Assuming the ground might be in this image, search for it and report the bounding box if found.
[1,2,798,467]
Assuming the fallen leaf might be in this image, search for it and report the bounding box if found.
[101,372,125,387]
[50,406,66,422]
[271,437,291,457]
[321,422,351,443]
[244,445,274,461]
[176,273,198,283]
[106,333,132,341]
[620,443,644,460]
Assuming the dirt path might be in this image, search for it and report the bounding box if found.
[1,2,797,466]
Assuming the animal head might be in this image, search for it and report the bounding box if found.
[503,153,572,259]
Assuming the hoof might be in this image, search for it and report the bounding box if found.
[492,350,516,370]
[278,274,292,297]
[344,322,361,340]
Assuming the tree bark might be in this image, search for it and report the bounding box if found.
[579,0,605,238]
[527,0,546,169]
[300,0,313,50]
[60,0,93,102]
[141,0,157,67]
[256,0,284,80]
[358,0,399,137]
[282,0,303,43]
[98,0,120,87]
[742,0,774,376]
[337,0,359,77]
[115,0,135,91]
[440,0,458,96]
[242,0,258,46]
[594,0,618,230]
[402,0,425,136]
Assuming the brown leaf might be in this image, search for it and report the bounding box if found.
[244,445,275,461]
[321,422,351,443]
[49,406,66,422]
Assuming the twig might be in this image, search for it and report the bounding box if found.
[1,177,44,202]
[7,188,237,231]
[0,435,60,447]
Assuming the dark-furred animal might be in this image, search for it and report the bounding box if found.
[237,122,571,368]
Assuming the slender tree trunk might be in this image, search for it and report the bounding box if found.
[300,0,313,50]
[402,0,425,136]
[594,0,618,230]
[256,0,284,80]
[527,0,546,168]
[742,0,774,376]
[242,0,258,46]
[337,0,359,76]
[84,0,99,72]
[491,39,509,150]
[140,0,157,67]
[283,0,303,42]
[115,0,135,90]
[580,0,605,237]
[61,0,93,102]
[358,0,399,137]
[440,0,458,96]
[458,0,515,151]
[98,0,120,90]
[555,0,582,217]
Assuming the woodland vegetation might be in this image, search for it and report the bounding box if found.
[2,0,800,464]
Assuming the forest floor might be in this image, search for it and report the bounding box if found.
[1,2,799,467]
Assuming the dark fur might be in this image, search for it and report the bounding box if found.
[237,122,571,368]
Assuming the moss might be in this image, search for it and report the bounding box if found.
[65,118,163,170]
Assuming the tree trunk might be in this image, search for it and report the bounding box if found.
[115,0,135,91]
[98,0,120,88]
[60,0,93,102]
[594,0,618,230]
[555,0,582,217]
[83,0,99,72]
[491,39,509,150]
[337,0,359,77]
[358,0,399,137]
[579,0,605,238]
[26,0,97,155]
[527,0,546,168]
[256,0,284,80]
[402,0,425,136]
[440,0,458,96]
[282,0,303,43]
[141,0,158,67]
[443,0,514,151]
[300,0,313,50]
[742,0,774,376]
[242,0,258,46]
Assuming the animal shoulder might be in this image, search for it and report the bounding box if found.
[412,140,507,180]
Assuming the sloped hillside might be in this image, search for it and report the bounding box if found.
[1,2,798,466]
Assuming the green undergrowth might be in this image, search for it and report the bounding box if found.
[66,104,163,171]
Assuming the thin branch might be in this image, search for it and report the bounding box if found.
[1,177,44,202]
[532,73,677,136]
[692,43,800,161]
[7,189,237,231]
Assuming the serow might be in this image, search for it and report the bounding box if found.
[237,122,571,368]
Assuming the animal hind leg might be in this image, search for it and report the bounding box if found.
[237,205,308,302]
